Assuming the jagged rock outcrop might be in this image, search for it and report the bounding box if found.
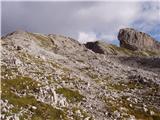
[118,28,160,51]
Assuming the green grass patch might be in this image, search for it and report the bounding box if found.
[108,81,144,92]
[31,102,67,120]
[1,65,18,79]
[104,97,160,120]
[2,77,68,119]
[2,77,40,93]
[108,45,134,55]
[109,83,126,91]
[106,44,159,57]
[1,77,41,108]
[56,88,84,102]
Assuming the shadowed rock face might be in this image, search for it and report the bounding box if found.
[118,28,160,51]
[85,41,105,54]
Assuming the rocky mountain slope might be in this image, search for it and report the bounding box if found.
[1,29,160,120]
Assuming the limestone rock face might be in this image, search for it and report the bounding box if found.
[118,28,160,51]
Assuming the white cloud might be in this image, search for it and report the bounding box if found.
[132,2,160,32]
[78,32,97,43]
[76,2,160,43]
[75,2,141,42]
[99,34,117,43]
[2,1,160,43]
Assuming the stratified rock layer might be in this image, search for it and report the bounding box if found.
[118,28,160,51]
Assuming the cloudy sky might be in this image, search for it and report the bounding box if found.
[1,1,160,44]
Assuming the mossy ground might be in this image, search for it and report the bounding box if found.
[107,44,159,56]
[1,77,67,120]
[31,102,67,120]
[1,65,19,79]
[104,96,160,120]
[108,45,134,55]
[56,87,84,102]
[2,77,41,94]
[104,79,160,120]
[108,81,144,91]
